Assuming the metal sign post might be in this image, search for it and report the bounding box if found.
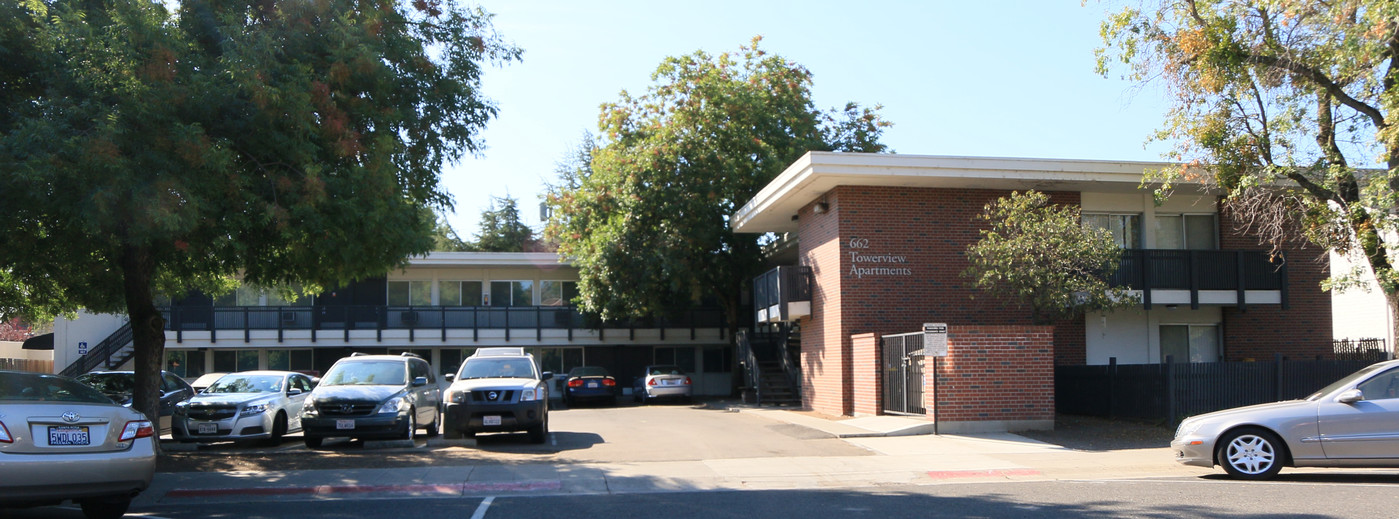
[923,323,948,434]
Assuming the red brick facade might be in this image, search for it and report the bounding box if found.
[851,333,880,416]
[926,326,1055,432]
[1217,204,1333,360]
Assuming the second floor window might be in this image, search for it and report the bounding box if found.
[438,281,484,306]
[490,280,534,307]
[540,281,578,306]
[387,280,431,306]
[1155,214,1217,250]
[1082,213,1141,249]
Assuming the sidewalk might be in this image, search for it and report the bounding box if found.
[137,408,1197,506]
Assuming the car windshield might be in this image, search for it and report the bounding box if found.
[3,372,115,403]
[321,361,407,386]
[77,373,133,394]
[647,365,684,376]
[1306,363,1391,401]
[459,358,535,379]
[569,367,609,378]
[206,374,283,394]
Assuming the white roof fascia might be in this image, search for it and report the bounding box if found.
[732,152,1200,234]
[407,252,566,268]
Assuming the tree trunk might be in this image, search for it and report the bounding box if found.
[121,246,165,455]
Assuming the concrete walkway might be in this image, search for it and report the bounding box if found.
[137,408,1200,506]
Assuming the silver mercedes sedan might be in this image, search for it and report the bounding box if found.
[172,370,316,444]
[1173,359,1399,480]
[0,370,157,519]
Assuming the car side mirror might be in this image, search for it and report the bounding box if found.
[1337,388,1364,404]
[541,372,553,381]
[412,376,428,387]
[287,388,303,396]
[444,373,455,382]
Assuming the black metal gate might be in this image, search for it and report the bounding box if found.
[882,332,926,415]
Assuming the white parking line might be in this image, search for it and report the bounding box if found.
[470,496,495,519]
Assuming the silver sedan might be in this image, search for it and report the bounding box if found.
[1173,359,1399,480]
[173,370,316,443]
[0,370,157,519]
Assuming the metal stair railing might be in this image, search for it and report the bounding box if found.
[737,329,764,405]
[59,322,133,377]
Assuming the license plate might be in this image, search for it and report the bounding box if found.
[48,426,90,446]
[197,422,218,434]
[663,379,676,385]
[336,419,356,430]
[587,381,598,388]
[483,415,502,426]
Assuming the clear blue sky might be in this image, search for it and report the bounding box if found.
[444,0,1172,238]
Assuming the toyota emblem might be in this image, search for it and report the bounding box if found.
[487,391,498,401]
[61,411,81,423]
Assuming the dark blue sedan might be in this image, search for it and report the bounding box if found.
[562,367,618,406]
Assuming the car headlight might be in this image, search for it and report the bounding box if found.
[378,397,405,414]
[445,388,466,404]
[520,386,545,402]
[1175,419,1202,440]
[302,401,318,417]
[242,402,270,416]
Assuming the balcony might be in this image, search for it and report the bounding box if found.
[161,305,726,344]
[753,266,813,323]
[1109,249,1287,309]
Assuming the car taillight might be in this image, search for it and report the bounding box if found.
[602,378,616,387]
[683,377,692,385]
[119,420,154,441]
[648,378,658,386]
[568,379,585,388]
[0,421,11,443]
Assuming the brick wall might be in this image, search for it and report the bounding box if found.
[1217,203,1333,360]
[926,325,1055,433]
[851,333,880,416]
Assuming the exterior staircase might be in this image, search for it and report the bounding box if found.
[738,323,802,407]
[59,322,136,377]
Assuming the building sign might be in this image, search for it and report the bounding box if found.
[78,341,88,355]
[923,323,948,357]
[846,237,912,278]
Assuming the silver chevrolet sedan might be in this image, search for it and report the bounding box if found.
[1173,359,1399,480]
[0,370,157,519]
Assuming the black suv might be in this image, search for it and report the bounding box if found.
[442,348,552,443]
[299,353,441,448]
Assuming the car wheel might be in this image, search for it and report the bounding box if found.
[402,410,417,440]
[528,414,548,444]
[423,408,440,438]
[1218,427,1286,480]
[79,494,131,519]
[268,412,288,444]
[304,436,324,449]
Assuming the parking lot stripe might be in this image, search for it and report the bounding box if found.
[470,496,494,519]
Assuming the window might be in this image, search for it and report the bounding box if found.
[388,280,432,306]
[267,349,314,372]
[532,347,583,375]
[1082,213,1141,248]
[1357,369,1399,401]
[702,346,733,373]
[655,346,697,373]
[440,348,478,376]
[213,350,259,372]
[540,281,578,306]
[439,281,484,306]
[1160,324,1219,363]
[490,281,534,307]
[1155,214,1217,250]
[165,350,205,379]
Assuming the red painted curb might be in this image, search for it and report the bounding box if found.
[164,480,562,498]
[925,469,1041,480]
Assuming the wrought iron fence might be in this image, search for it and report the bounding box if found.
[1334,338,1390,362]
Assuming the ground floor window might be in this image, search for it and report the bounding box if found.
[655,346,697,373]
[439,348,479,377]
[702,346,732,373]
[267,349,314,373]
[1160,324,1220,363]
[164,350,206,379]
[213,349,259,372]
[532,347,583,375]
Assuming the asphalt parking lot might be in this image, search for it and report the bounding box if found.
[158,399,874,472]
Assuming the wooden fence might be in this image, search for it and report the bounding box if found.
[0,358,54,374]
[1056,356,1376,425]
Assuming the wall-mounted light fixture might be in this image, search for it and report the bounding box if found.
[813,200,829,214]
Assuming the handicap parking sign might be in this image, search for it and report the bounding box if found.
[78,341,88,355]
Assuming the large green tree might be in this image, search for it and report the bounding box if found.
[546,37,890,335]
[0,0,518,433]
[963,191,1139,325]
[1097,1,1399,340]
[470,195,541,252]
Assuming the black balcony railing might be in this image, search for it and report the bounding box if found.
[753,266,813,322]
[161,305,726,344]
[1109,249,1286,309]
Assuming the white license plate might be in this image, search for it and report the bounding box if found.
[663,379,676,385]
[483,415,502,426]
[197,422,218,434]
[49,426,90,446]
[587,381,598,388]
[336,419,356,430]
